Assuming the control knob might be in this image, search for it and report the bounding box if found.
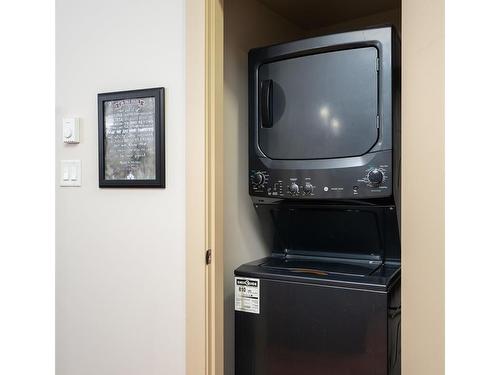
[303,182,313,195]
[289,183,299,194]
[251,171,265,187]
[368,169,384,186]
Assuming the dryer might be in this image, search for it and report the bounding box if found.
[248,26,400,202]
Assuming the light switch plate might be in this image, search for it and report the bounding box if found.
[60,160,81,187]
[63,118,80,143]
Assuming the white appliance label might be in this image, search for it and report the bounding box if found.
[235,277,260,314]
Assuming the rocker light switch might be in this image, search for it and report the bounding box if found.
[60,160,81,187]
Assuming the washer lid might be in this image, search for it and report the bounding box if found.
[253,201,401,263]
[261,257,380,278]
[258,47,379,160]
[235,257,401,291]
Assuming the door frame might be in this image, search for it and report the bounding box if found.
[186,0,224,375]
[187,0,444,374]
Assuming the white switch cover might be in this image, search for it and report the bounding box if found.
[63,118,80,143]
[60,160,81,186]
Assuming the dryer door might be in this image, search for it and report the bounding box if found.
[258,46,379,160]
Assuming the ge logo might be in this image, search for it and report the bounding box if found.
[245,280,250,286]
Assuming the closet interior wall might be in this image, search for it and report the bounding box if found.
[223,1,401,374]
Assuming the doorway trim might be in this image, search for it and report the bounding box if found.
[205,0,224,374]
[186,0,224,374]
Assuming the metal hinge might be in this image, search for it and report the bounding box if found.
[376,115,380,128]
[205,249,212,265]
[376,57,380,71]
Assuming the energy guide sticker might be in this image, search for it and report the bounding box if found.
[235,277,260,314]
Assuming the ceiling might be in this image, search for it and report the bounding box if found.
[257,0,400,30]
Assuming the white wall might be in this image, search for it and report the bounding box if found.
[55,1,185,374]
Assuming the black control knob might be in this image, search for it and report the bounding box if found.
[368,169,384,185]
[303,182,313,194]
[289,183,299,194]
[251,172,265,186]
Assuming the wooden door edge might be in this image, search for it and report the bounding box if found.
[206,0,224,374]
[186,0,224,374]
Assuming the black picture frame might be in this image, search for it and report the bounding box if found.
[98,87,165,188]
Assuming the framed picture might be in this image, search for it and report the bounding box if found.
[98,87,165,188]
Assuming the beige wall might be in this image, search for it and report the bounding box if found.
[306,8,401,37]
[223,1,302,373]
[401,0,445,374]
[55,1,186,374]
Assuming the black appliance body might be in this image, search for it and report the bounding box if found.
[236,26,401,375]
[248,26,401,202]
[235,202,401,375]
[235,262,400,375]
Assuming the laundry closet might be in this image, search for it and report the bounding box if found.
[222,1,402,374]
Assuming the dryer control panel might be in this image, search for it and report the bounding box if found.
[249,151,393,200]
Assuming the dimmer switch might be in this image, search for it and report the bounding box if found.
[63,118,80,143]
[60,160,81,187]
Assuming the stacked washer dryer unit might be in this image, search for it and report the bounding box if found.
[234,27,401,375]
